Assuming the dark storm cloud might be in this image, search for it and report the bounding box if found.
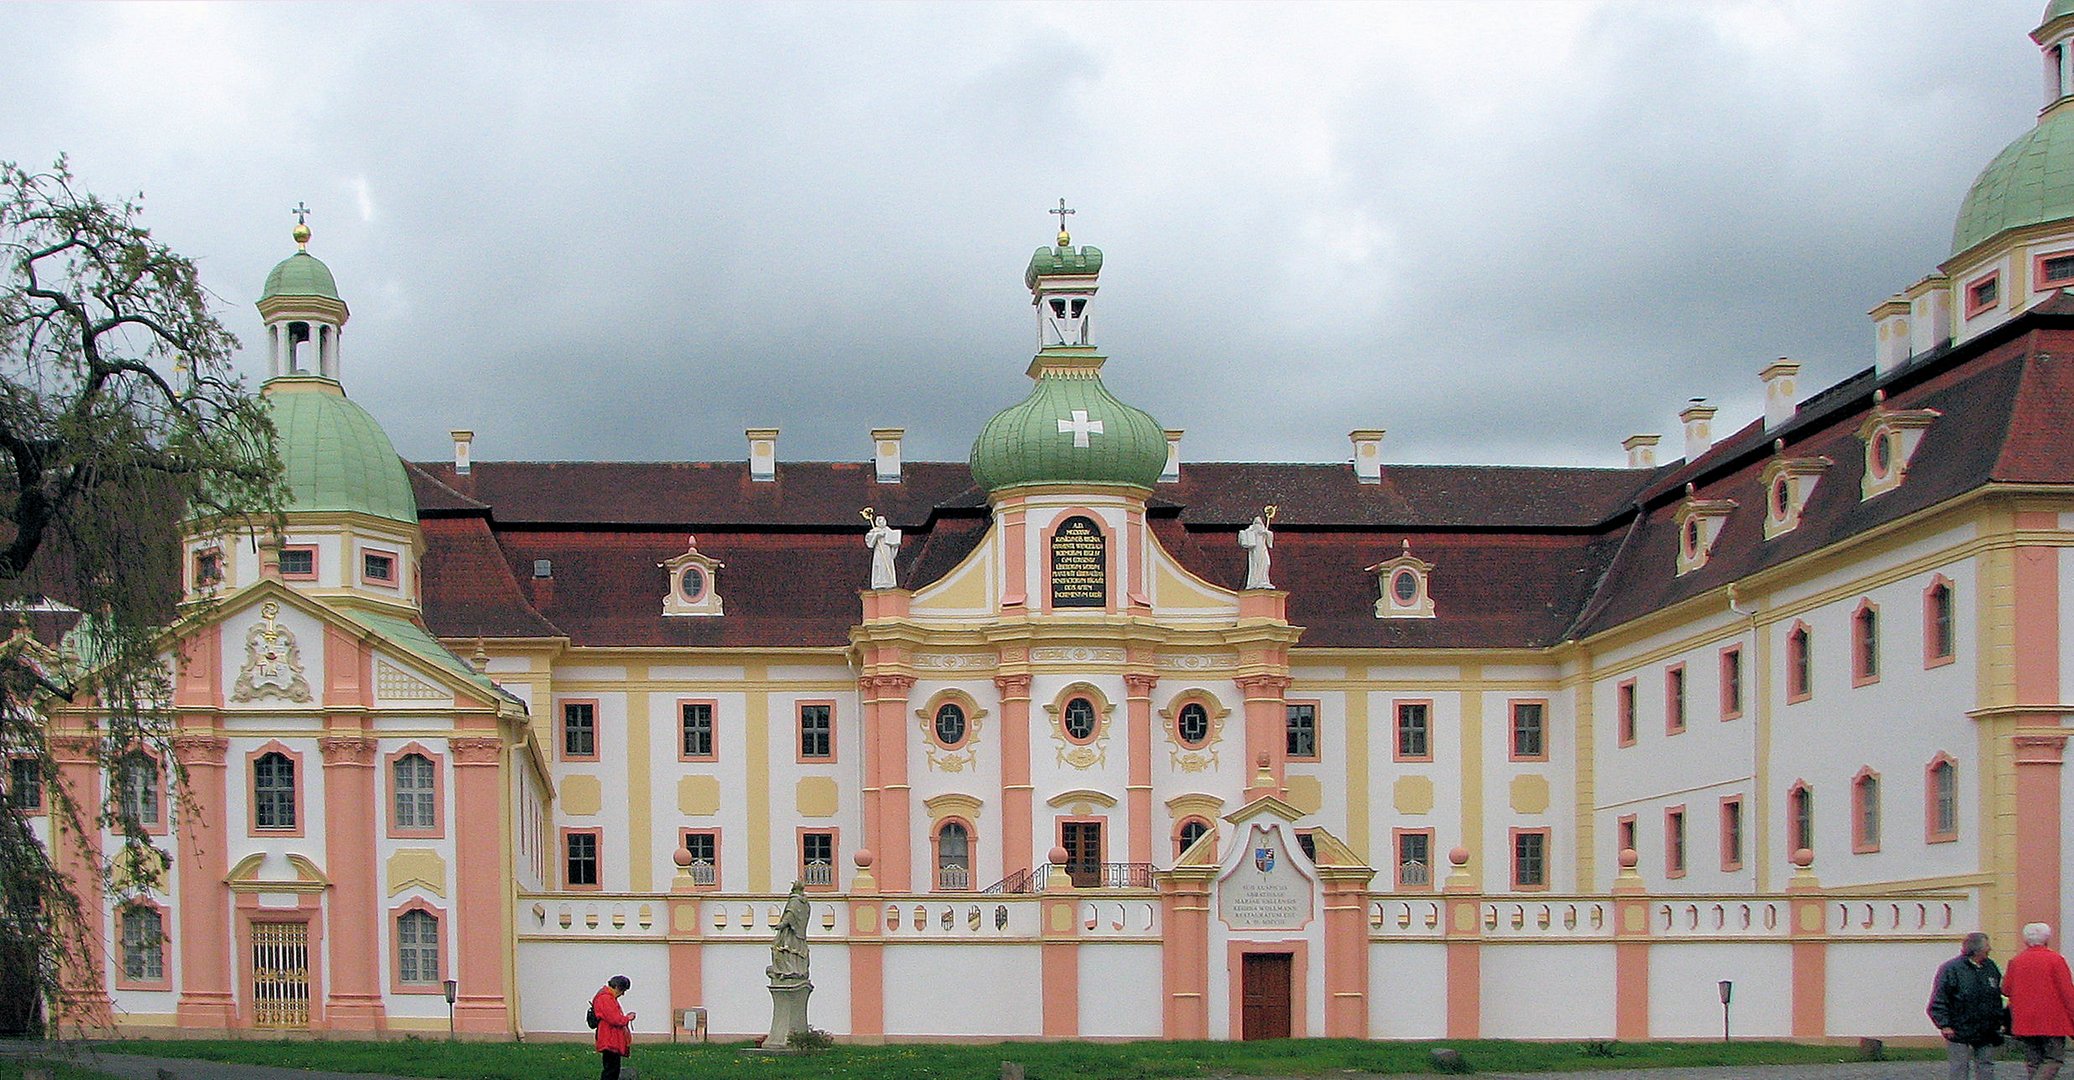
[0,1,2042,470]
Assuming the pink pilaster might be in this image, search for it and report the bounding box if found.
[861,674,915,892]
[1041,856,1080,1038]
[1157,870,1212,1038]
[2016,734,2069,930]
[996,674,1034,881]
[1236,674,1291,801]
[847,854,884,1043]
[1611,857,1650,1041]
[173,733,236,1028]
[319,735,385,1032]
[50,734,111,1031]
[450,736,510,1033]
[1319,871,1373,1037]
[1124,672,1158,867]
[1786,853,1827,1038]
[1441,848,1481,1039]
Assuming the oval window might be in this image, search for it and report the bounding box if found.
[1063,697,1097,741]
[1177,702,1210,747]
[933,702,967,746]
[680,565,706,602]
[1771,476,1790,518]
[1391,568,1419,604]
[1872,432,1893,477]
[1683,518,1701,557]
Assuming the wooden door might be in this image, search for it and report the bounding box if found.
[1240,952,1292,1040]
[1061,821,1103,887]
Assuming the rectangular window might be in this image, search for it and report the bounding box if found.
[7,757,41,811]
[798,703,833,761]
[1511,829,1550,891]
[1967,271,2001,318]
[361,550,397,585]
[118,754,160,827]
[1721,796,1745,872]
[193,548,224,588]
[1394,829,1434,890]
[1617,814,1637,860]
[396,909,440,985]
[1285,702,1319,761]
[391,752,438,832]
[561,701,598,761]
[120,907,164,984]
[1509,700,1547,761]
[254,752,297,831]
[682,830,720,887]
[278,546,317,580]
[1665,806,1687,878]
[1394,700,1431,761]
[564,829,601,889]
[800,830,836,888]
[2042,252,2074,286]
[1616,679,1638,746]
[1720,646,1743,720]
[680,701,715,760]
[1665,665,1687,734]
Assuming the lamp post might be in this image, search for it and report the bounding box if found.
[1718,980,1733,1043]
[444,978,458,1040]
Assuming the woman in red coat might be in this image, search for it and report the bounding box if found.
[591,975,636,1080]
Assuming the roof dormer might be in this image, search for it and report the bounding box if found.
[660,535,725,617]
[1858,391,1941,501]
[1761,445,1833,540]
[1673,486,1737,576]
[1367,540,1435,619]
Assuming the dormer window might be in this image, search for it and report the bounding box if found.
[2039,251,2074,289]
[1858,391,1942,501]
[1366,540,1435,619]
[361,550,397,586]
[1761,452,1832,540]
[278,547,316,580]
[1965,271,2000,319]
[659,535,725,617]
[1672,491,1738,575]
[193,547,225,589]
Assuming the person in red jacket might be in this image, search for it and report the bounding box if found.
[591,975,636,1080]
[2006,924,2074,1079]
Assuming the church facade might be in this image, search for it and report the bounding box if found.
[28,4,2074,1043]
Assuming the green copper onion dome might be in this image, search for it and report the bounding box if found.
[263,377,418,524]
[1952,107,2074,257]
[970,362,1166,494]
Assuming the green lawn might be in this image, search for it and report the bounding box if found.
[95,1036,1942,1079]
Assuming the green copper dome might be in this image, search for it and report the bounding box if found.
[970,362,1166,494]
[1952,107,2074,256]
[1025,244,1103,290]
[264,377,417,524]
[262,251,340,301]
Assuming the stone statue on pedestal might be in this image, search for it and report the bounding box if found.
[865,515,901,590]
[1239,513,1274,589]
[762,881,813,1049]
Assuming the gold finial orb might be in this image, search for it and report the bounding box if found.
[292,222,311,249]
[1057,229,1071,247]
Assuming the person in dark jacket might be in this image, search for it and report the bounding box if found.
[1931,933,2008,1079]
[591,975,636,1080]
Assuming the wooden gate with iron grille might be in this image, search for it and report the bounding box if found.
[251,922,310,1028]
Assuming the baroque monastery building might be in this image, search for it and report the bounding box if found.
[30,5,2074,1042]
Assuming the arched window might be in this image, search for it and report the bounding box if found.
[397,909,440,985]
[1176,817,1212,859]
[1853,770,1882,853]
[1789,782,1814,856]
[1786,624,1812,702]
[1852,602,1880,685]
[254,751,296,831]
[1928,757,1959,842]
[935,821,970,891]
[1926,580,1956,665]
[393,753,436,831]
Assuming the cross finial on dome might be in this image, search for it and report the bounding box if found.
[1050,198,1075,247]
[291,202,312,250]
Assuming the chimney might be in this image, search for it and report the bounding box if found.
[1760,359,1801,431]
[1349,429,1385,484]
[1680,399,1717,462]
[871,428,904,483]
[747,427,778,482]
[1161,429,1183,483]
[450,429,474,475]
[1622,434,1662,469]
[1870,296,1912,375]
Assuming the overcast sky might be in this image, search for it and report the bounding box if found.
[3,1,2046,470]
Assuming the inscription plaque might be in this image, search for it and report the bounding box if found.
[1050,516,1106,608]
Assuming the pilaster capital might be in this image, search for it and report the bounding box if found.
[317,735,378,766]
[2015,732,2069,765]
[450,736,504,766]
[993,674,1033,699]
[170,734,230,767]
[49,735,99,764]
[861,674,916,699]
[1235,674,1293,697]
[1124,673,1161,696]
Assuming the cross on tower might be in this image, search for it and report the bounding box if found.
[1058,409,1105,448]
[1050,198,1074,243]
[292,202,311,224]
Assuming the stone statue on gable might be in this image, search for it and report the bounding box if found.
[1239,512,1274,590]
[865,514,901,590]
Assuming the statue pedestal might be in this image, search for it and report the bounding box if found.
[763,979,813,1049]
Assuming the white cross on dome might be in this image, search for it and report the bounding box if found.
[1057,410,1105,448]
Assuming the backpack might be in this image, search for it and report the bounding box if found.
[586,1001,599,1029]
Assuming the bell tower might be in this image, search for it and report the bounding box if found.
[257,205,350,381]
[1031,199,1100,348]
